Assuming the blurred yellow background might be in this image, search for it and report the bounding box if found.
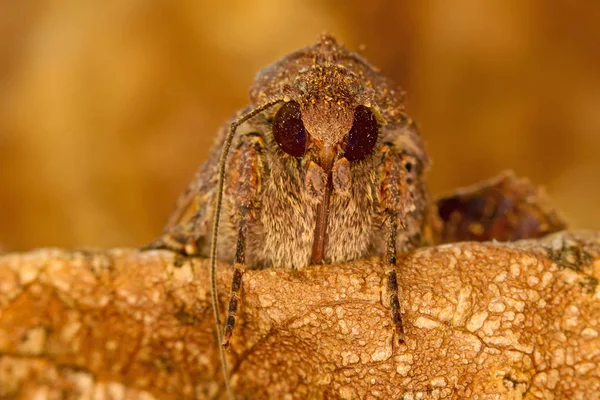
[1,1,599,252]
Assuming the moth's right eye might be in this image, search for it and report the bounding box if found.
[272,101,307,157]
[344,105,379,162]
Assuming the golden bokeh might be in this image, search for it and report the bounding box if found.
[1,1,599,251]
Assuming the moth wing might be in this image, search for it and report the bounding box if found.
[435,171,566,243]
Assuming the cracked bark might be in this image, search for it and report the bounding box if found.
[0,231,599,399]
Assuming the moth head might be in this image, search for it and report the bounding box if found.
[272,64,385,169]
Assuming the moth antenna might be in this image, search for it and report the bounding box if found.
[209,98,284,398]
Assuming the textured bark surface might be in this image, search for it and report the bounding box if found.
[0,230,599,399]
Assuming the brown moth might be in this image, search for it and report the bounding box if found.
[147,34,433,396]
[145,35,566,397]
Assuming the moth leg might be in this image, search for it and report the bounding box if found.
[223,216,247,348]
[380,142,419,344]
[221,132,266,349]
[385,209,405,343]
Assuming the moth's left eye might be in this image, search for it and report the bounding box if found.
[272,101,307,157]
[344,105,379,161]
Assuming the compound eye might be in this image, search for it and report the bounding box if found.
[272,101,307,157]
[344,105,379,161]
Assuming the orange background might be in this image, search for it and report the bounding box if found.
[1,1,599,252]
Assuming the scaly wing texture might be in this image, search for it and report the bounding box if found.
[435,171,567,243]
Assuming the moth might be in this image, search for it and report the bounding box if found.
[147,34,434,395]
[144,35,567,398]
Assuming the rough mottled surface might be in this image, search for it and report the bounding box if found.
[0,230,599,399]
